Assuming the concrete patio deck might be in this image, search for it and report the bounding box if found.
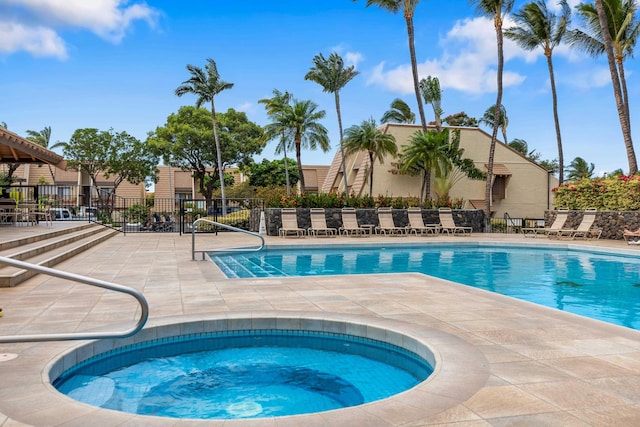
[1,224,640,426]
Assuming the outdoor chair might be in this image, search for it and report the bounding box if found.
[438,208,472,235]
[555,208,601,240]
[624,229,640,245]
[407,207,440,236]
[278,208,305,238]
[32,203,53,227]
[308,208,337,237]
[339,208,372,237]
[376,207,407,236]
[522,209,569,238]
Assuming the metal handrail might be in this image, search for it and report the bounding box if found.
[0,256,148,343]
[192,218,265,260]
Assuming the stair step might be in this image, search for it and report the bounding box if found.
[0,225,119,287]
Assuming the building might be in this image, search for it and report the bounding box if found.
[322,124,557,218]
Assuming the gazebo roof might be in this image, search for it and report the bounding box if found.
[0,127,66,168]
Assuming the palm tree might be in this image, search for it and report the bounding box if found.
[175,58,233,213]
[305,52,359,193]
[343,118,398,196]
[381,98,416,124]
[505,0,570,184]
[569,0,638,174]
[565,156,595,180]
[400,130,450,206]
[357,0,428,131]
[472,0,514,220]
[259,89,294,195]
[25,126,56,185]
[479,104,509,144]
[278,99,330,194]
[419,75,443,131]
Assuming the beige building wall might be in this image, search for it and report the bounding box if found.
[323,124,557,218]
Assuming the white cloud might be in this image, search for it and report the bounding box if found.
[0,21,67,59]
[344,51,364,68]
[236,102,254,114]
[561,66,612,89]
[0,0,158,58]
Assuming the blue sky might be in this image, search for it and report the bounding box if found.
[1,0,637,176]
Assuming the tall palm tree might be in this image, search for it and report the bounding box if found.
[569,0,638,174]
[419,75,443,131]
[305,52,359,193]
[381,98,416,124]
[505,0,570,184]
[259,89,294,195]
[565,156,595,180]
[356,0,428,131]
[472,0,514,220]
[26,126,56,185]
[400,130,450,206]
[343,118,398,196]
[278,99,330,194]
[175,58,233,213]
[480,104,509,145]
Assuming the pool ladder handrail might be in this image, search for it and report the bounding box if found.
[0,256,149,343]
[191,218,265,260]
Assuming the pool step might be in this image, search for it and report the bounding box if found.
[0,224,119,287]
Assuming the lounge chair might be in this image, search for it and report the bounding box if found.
[308,208,337,237]
[522,209,569,238]
[438,208,472,235]
[339,208,372,237]
[555,208,601,239]
[376,207,406,236]
[279,208,305,237]
[32,203,53,227]
[623,229,640,244]
[407,207,440,236]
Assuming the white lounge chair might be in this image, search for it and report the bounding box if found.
[375,207,406,236]
[407,207,440,236]
[339,208,372,237]
[438,208,472,235]
[522,209,569,238]
[278,208,305,238]
[556,208,601,239]
[308,208,337,237]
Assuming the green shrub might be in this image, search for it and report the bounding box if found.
[553,175,640,210]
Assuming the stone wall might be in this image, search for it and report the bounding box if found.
[544,210,640,240]
[261,208,485,236]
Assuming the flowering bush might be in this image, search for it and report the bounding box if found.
[553,175,640,210]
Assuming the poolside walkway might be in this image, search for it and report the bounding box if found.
[1,226,640,426]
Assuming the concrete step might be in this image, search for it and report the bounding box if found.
[0,224,119,287]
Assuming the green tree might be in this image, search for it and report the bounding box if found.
[259,89,295,195]
[472,0,514,219]
[538,158,560,173]
[305,52,359,192]
[26,126,56,185]
[247,158,299,187]
[400,130,450,206]
[356,0,428,131]
[443,112,479,127]
[175,58,234,213]
[273,99,330,194]
[51,128,111,189]
[147,106,264,204]
[569,0,638,174]
[419,75,443,131]
[480,104,509,144]
[506,0,570,184]
[565,156,595,180]
[343,118,397,196]
[381,98,416,124]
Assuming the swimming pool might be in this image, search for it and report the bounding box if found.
[210,243,640,330]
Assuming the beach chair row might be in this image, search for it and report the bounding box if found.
[521,208,602,240]
[278,207,473,238]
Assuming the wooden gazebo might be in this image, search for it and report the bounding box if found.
[0,127,66,168]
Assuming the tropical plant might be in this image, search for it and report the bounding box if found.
[356,0,428,131]
[480,104,509,144]
[381,98,416,124]
[305,52,359,192]
[175,58,234,214]
[25,126,56,185]
[472,0,514,219]
[565,156,595,180]
[569,0,638,174]
[419,75,443,131]
[443,112,479,127]
[343,118,398,196]
[505,0,570,184]
[259,89,295,195]
[247,158,299,187]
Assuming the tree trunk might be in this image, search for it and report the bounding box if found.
[295,134,305,194]
[282,134,291,196]
[368,151,375,196]
[406,16,427,132]
[210,100,227,215]
[335,91,349,192]
[547,52,564,184]
[594,0,637,174]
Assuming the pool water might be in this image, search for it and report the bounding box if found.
[54,330,432,420]
[211,244,640,330]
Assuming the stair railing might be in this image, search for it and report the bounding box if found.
[192,218,265,260]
